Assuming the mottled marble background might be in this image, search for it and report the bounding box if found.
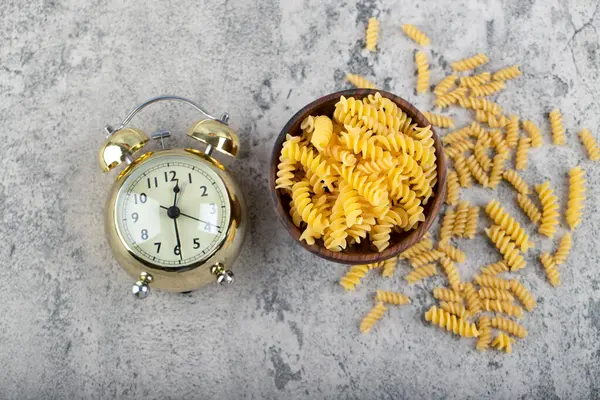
[1,0,599,398]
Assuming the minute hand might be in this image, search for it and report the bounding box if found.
[159,205,221,229]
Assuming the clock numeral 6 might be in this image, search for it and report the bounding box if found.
[193,238,200,249]
[174,245,181,256]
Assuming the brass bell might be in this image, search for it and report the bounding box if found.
[187,119,240,158]
[98,128,149,172]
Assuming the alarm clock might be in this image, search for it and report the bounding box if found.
[98,96,247,298]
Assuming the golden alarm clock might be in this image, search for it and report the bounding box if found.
[98,96,247,298]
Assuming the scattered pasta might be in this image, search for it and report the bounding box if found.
[522,120,543,147]
[424,306,479,338]
[415,51,430,94]
[579,128,600,161]
[434,87,469,108]
[451,53,489,72]
[440,301,470,319]
[515,136,531,171]
[484,225,527,271]
[482,299,523,318]
[381,257,398,277]
[458,97,503,116]
[440,208,456,242]
[462,282,482,315]
[433,75,457,97]
[505,115,520,148]
[365,17,379,51]
[433,287,462,303]
[402,24,431,46]
[460,72,491,88]
[360,301,387,333]
[540,252,560,287]
[405,263,437,284]
[476,316,492,351]
[452,200,470,237]
[492,65,522,82]
[445,170,459,205]
[509,280,536,312]
[399,233,433,259]
[566,166,586,230]
[517,194,542,224]
[536,181,560,238]
[554,232,572,265]
[440,255,461,292]
[480,261,509,276]
[503,169,530,195]
[464,206,479,239]
[375,290,411,305]
[470,81,505,97]
[423,112,454,128]
[485,200,534,252]
[491,316,527,338]
[478,287,515,302]
[340,264,378,291]
[346,73,376,89]
[549,108,566,145]
[492,332,515,353]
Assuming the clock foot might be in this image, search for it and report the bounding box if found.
[211,263,235,285]
[132,272,154,299]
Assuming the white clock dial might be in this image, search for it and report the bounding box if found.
[114,153,231,268]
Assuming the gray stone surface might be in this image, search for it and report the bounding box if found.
[1,0,600,398]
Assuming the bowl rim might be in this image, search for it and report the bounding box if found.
[268,88,447,264]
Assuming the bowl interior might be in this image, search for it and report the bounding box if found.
[269,89,447,264]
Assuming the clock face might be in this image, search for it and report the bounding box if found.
[114,153,231,268]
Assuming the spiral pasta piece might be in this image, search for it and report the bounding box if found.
[459,72,491,88]
[452,200,470,237]
[566,166,586,230]
[415,51,430,94]
[466,154,490,187]
[438,241,466,263]
[423,111,454,128]
[433,74,457,97]
[470,81,505,97]
[283,141,334,180]
[476,110,508,128]
[402,24,430,46]
[489,129,509,156]
[554,232,572,265]
[360,302,386,333]
[509,280,536,312]
[275,154,297,191]
[476,316,492,351]
[579,128,600,161]
[457,97,503,116]
[370,217,393,252]
[536,181,560,238]
[365,17,379,51]
[375,290,411,305]
[440,208,456,242]
[442,126,473,145]
[381,256,398,277]
[515,136,531,171]
[339,264,375,291]
[445,170,460,206]
[483,299,523,319]
[492,65,522,82]
[540,252,560,287]
[474,274,510,290]
[485,225,527,271]
[292,181,329,236]
[489,153,505,189]
[438,255,461,292]
[324,210,348,252]
[338,165,388,207]
[522,120,543,147]
[399,233,433,259]
[410,249,445,268]
[473,135,492,172]
[425,306,479,338]
[461,282,481,315]
[405,263,437,284]
[434,87,468,108]
[451,53,489,72]
[478,288,515,302]
[492,316,527,338]
[433,287,462,303]
[440,301,470,319]
[289,199,303,228]
[445,140,474,159]
[464,206,479,239]
[300,116,315,136]
[480,261,509,276]
[485,200,533,252]
[453,154,472,188]
[311,115,334,152]
[505,114,520,148]
[492,332,515,353]
[345,73,376,89]
[503,169,530,195]
[517,194,541,224]
[549,108,565,145]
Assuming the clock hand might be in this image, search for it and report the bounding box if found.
[173,218,183,260]
[175,182,187,207]
[159,206,221,229]
[172,182,180,207]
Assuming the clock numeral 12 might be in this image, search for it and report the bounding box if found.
[164,170,177,182]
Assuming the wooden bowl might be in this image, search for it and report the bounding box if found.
[268,89,447,264]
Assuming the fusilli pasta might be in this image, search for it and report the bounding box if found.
[492,65,521,82]
[476,316,492,351]
[522,120,543,147]
[549,108,565,145]
[462,282,482,315]
[446,170,460,205]
[515,136,531,171]
[517,194,541,224]
[536,181,560,238]
[433,287,462,303]
[375,290,411,305]
[451,53,489,72]
[440,301,470,319]
[479,287,515,302]
[440,255,461,292]
[579,128,600,160]
[415,51,430,94]
[360,301,386,333]
[566,166,586,230]
[402,24,430,46]
[459,72,491,88]
[470,81,505,97]
[492,332,514,353]
[405,263,437,284]
[365,17,379,51]
[458,97,503,116]
[505,114,519,148]
[540,252,560,287]
[433,74,457,97]
[434,87,468,108]
[482,299,523,318]
[491,316,527,338]
[425,306,479,337]
[554,232,572,265]
[423,111,454,128]
[485,225,527,271]
[503,169,530,195]
[485,200,534,252]
[345,73,376,89]
[480,261,509,276]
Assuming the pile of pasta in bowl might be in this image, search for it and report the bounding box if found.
[275,91,438,253]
